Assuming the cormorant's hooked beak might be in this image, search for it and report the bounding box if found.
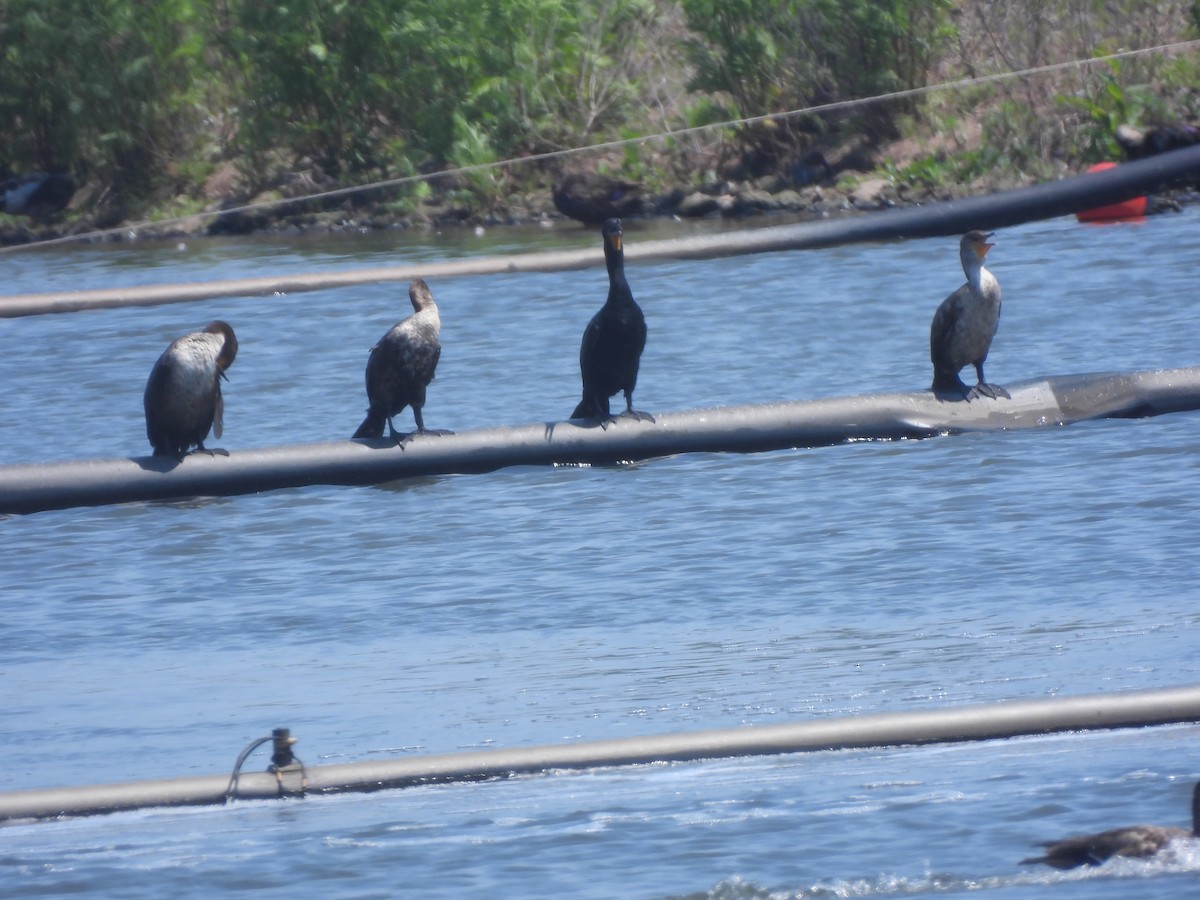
[219,369,230,382]
[978,232,995,257]
[602,218,623,252]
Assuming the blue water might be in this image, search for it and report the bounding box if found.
[3,210,1200,897]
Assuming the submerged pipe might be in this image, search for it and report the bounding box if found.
[3,144,1200,317]
[3,684,1200,823]
[2,367,1199,516]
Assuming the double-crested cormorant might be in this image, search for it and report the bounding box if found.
[553,172,644,226]
[143,321,238,458]
[571,218,653,425]
[353,278,448,445]
[929,230,1010,400]
[1021,782,1200,869]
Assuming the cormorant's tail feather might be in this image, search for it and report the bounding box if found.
[353,410,386,439]
[571,398,592,420]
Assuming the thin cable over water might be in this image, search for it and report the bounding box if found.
[3,39,1197,254]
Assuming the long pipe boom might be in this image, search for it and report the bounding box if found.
[3,144,1200,317]
[3,684,1199,823]
[2,368,1198,515]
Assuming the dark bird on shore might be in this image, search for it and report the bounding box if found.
[1115,122,1200,162]
[553,172,644,226]
[353,278,449,445]
[929,230,1010,401]
[571,218,653,425]
[1021,782,1200,869]
[1,171,75,218]
[144,321,238,458]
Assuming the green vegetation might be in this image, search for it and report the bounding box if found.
[681,0,954,138]
[0,0,1196,231]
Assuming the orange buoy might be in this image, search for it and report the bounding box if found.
[1076,162,1147,221]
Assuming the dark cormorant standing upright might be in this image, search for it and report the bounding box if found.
[143,321,238,457]
[353,278,447,444]
[1021,782,1200,869]
[929,230,1009,400]
[571,218,653,424]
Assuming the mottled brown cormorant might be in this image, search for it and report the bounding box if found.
[929,230,1009,400]
[143,321,238,458]
[1021,782,1200,869]
[571,218,653,425]
[353,278,448,445]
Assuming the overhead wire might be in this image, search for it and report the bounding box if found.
[2,38,1198,255]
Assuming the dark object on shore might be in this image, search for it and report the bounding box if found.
[785,149,834,187]
[552,172,644,226]
[353,278,448,445]
[1021,782,1200,869]
[144,321,238,458]
[1,171,74,218]
[930,230,1009,401]
[571,218,652,425]
[1116,123,1200,161]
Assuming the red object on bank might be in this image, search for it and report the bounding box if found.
[1075,162,1148,222]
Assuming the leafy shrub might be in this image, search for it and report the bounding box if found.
[679,0,954,160]
[0,0,206,202]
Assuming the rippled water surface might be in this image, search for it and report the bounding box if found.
[3,210,1200,897]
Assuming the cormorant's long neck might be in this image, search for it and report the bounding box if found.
[1191,782,1200,835]
[604,243,632,305]
[962,254,986,294]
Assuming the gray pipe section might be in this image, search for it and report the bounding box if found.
[3,367,1199,516]
[4,144,1200,318]
[3,684,1200,823]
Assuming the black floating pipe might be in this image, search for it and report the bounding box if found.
[2,368,1199,516]
[2,685,1199,824]
[4,144,1200,318]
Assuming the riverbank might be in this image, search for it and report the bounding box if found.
[0,152,1059,247]
[1,125,1194,249]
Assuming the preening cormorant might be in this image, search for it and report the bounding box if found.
[143,321,238,458]
[571,218,653,425]
[353,278,448,445]
[929,230,1009,400]
[1021,782,1200,869]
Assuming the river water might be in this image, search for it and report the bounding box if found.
[2,209,1200,898]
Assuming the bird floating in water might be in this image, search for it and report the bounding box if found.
[929,230,1010,401]
[353,278,450,446]
[552,172,644,226]
[143,321,238,458]
[1021,782,1200,869]
[571,218,653,426]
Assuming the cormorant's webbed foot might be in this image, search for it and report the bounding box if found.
[621,408,656,424]
[967,382,1011,401]
[396,427,454,448]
